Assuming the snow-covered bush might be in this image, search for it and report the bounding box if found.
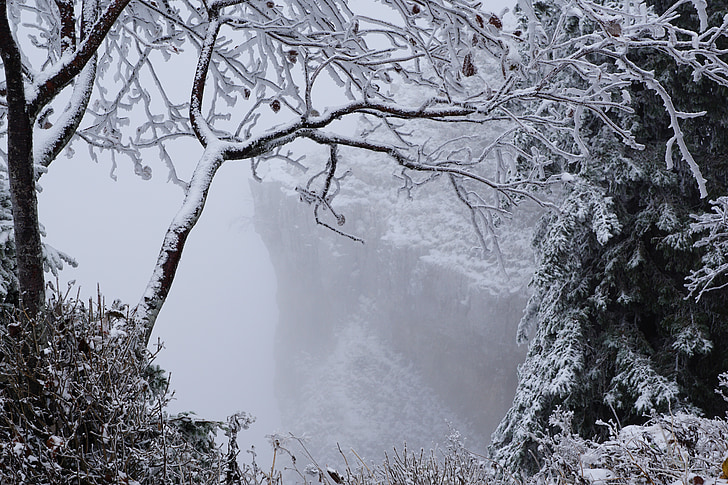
[266,430,508,485]
[0,291,262,484]
[3,288,722,485]
[529,410,728,485]
[265,402,727,485]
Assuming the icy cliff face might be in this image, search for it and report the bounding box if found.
[250,149,535,462]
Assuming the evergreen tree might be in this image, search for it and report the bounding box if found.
[491,0,728,473]
[0,172,17,308]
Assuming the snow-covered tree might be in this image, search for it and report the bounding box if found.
[491,0,728,473]
[2,0,728,339]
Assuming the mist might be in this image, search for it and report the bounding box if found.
[38,138,534,469]
[37,156,281,463]
[246,142,536,464]
[34,0,529,468]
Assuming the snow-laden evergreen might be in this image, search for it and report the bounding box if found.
[492,0,728,473]
[0,165,74,308]
[687,196,728,298]
[0,169,16,305]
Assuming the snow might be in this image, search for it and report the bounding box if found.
[33,60,96,168]
[12,442,25,456]
[691,0,709,32]
[8,0,728,481]
[581,468,615,484]
[47,436,63,449]
[108,322,128,339]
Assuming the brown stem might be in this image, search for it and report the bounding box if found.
[54,0,76,53]
[189,10,222,146]
[0,0,45,317]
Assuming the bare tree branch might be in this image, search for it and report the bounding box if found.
[3,0,728,339]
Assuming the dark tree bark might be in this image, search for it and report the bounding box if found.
[0,0,45,318]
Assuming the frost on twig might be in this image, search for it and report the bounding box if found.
[5,0,728,332]
[295,144,363,243]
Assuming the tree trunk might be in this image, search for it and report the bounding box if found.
[138,147,225,344]
[0,0,46,318]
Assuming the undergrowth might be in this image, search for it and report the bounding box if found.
[0,288,270,484]
[0,287,726,484]
[261,408,728,485]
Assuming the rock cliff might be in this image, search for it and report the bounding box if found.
[250,150,535,462]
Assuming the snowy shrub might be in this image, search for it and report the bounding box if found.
[297,410,728,485]
[375,436,496,485]
[0,291,263,484]
[270,431,511,485]
[529,411,728,485]
[270,403,728,485]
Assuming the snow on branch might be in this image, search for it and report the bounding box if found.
[130,0,728,332]
[5,0,728,333]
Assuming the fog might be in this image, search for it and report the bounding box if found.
[38,142,532,468]
[247,143,534,464]
[35,0,527,469]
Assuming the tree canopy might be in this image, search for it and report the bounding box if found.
[2,0,728,338]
